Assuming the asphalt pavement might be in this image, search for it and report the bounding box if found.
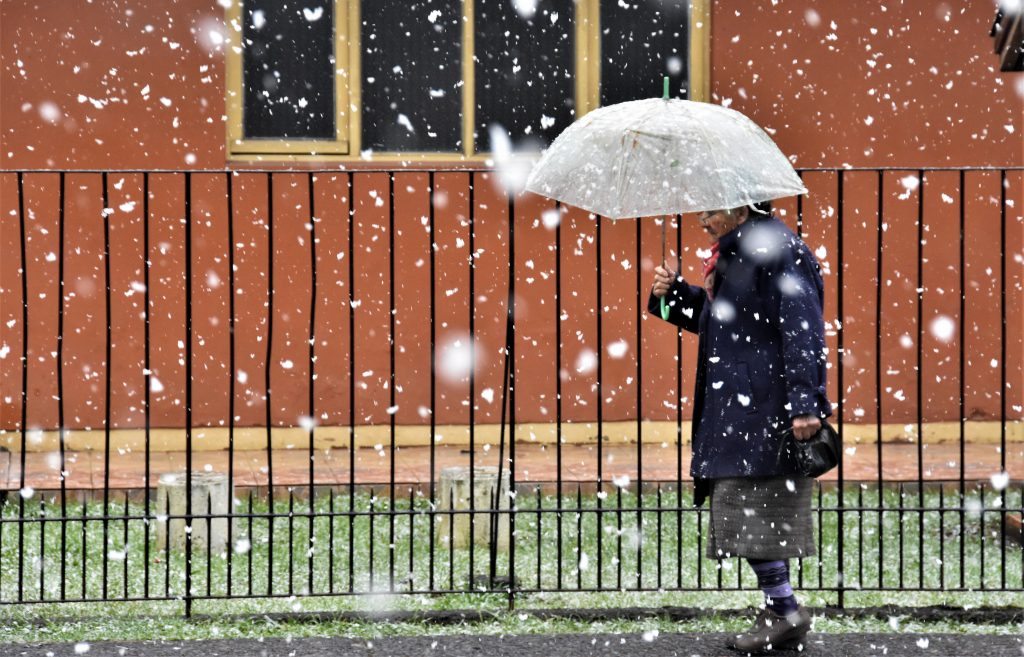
[7,632,1024,657]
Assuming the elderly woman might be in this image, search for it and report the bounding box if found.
[649,201,831,655]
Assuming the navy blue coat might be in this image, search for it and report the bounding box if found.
[648,215,832,498]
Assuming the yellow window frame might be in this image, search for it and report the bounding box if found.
[224,0,711,163]
[224,0,353,156]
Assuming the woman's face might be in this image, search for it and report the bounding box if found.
[696,208,745,244]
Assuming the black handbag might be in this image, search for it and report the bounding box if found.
[779,419,840,478]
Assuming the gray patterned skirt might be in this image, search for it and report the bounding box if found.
[705,476,816,560]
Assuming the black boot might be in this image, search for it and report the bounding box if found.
[728,605,811,655]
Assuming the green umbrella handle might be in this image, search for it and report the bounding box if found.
[662,76,669,100]
[660,296,670,321]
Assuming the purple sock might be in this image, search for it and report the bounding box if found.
[748,558,799,615]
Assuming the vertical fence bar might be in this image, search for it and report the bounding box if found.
[468,173,477,589]
[328,489,335,593]
[492,188,514,590]
[347,171,356,593]
[979,484,986,590]
[535,487,542,589]
[387,171,396,593]
[246,491,253,596]
[857,484,863,589]
[82,496,88,599]
[264,172,275,596]
[57,172,68,601]
[101,171,113,602]
[796,172,804,236]
[915,169,926,591]
[875,170,884,589]
[656,484,662,590]
[307,172,318,594]
[939,483,945,589]
[407,487,415,590]
[958,169,966,590]
[674,214,683,590]
[575,485,582,589]
[595,214,603,590]
[225,172,235,597]
[369,490,375,590]
[696,501,703,589]
[288,490,295,596]
[898,481,905,589]
[615,486,622,589]
[793,174,807,601]
[16,176,27,597]
[554,201,563,591]
[101,172,117,597]
[816,483,823,588]
[428,171,437,591]
[39,498,45,600]
[205,492,212,598]
[634,218,643,588]
[123,492,129,599]
[184,171,194,617]
[142,172,152,599]
[507,189,517,609]
[836,169,845,607]
[15,171,27,604]
[999,169,1007,590]
[448,487,454,590]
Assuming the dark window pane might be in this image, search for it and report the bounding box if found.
[242,0,335,139]
[361,0,462,152]
[600,0,689,106]
[474,0,575,152]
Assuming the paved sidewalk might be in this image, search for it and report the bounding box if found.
[9,632,1024,657]
[2,441,1019,490]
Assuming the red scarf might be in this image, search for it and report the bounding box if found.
[702,242,720,300]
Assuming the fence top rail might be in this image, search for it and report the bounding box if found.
[1,166,1023,175]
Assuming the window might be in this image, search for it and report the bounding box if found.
[599,0,690,107]
[361,0,463,152]
[242,0,335,139]
[474,0,576,153]
[225,0,710,161]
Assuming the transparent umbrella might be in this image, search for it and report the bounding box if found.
[525,80,808,318]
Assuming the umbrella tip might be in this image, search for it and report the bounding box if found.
[662,76,669,100]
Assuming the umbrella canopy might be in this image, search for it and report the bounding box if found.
[525,97,807,219]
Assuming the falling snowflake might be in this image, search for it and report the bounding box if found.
[607,340,628,358]
[929,315,955,343]
[541,208,561,229]
[991,471,1010,491]
[575,349,596,374]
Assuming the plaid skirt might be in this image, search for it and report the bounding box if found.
[705,476,816,560]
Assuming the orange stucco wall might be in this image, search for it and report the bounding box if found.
[1,1,1022,434]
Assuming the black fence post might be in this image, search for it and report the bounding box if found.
[0,166,1019,612]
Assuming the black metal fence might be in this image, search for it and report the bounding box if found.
[0,167,1021,614]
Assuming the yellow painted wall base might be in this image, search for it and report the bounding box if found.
[0,420,1019,453]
